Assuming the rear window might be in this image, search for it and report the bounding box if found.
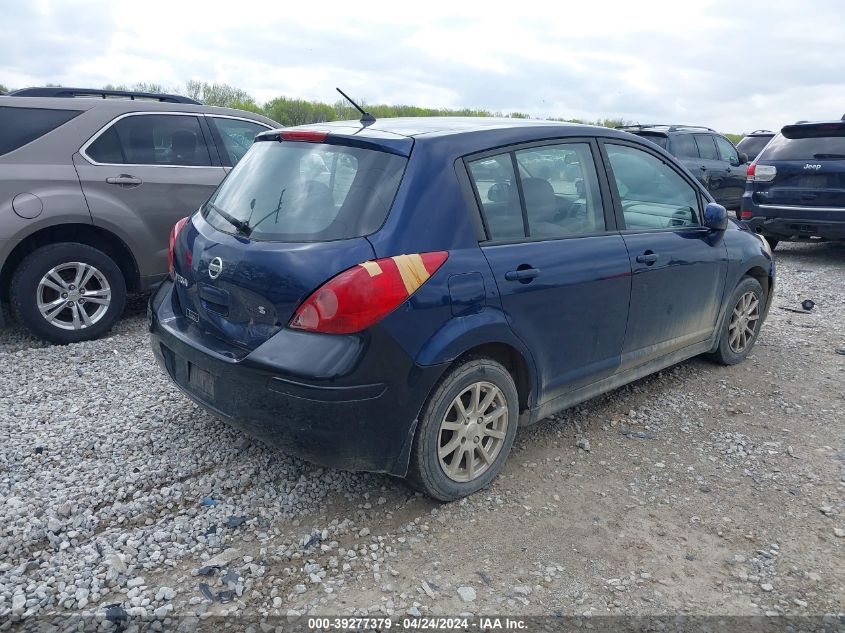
[737,135,772,159]
[0,106,82,156]
[760,125,845,161]
[636,133,667,150]
[204,141,406,242]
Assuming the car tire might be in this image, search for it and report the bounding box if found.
[708,277,765,366]
[10,243,127,344]
[764,237,779,250]
[407,357,519,501]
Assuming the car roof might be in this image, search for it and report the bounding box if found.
[280,116,645,160]
[0,94,279,126]
[295,116,597,138]
[615,124,717,135]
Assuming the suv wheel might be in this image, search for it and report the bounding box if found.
[709,277,765,365]
[407,357,519,501]
[10,243,127,344]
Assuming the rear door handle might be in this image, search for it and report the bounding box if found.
[636,252,659,265]
[106,174,142,187]
[505,267,540,282]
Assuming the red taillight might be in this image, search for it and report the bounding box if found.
[168,216,189,276]
[279,130,328,142]
[746,163,756,180]
[740,210,753,220]
[290,252,449,334]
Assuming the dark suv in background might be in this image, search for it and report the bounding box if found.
[0,87,278,343]
[737,130,775,162]
[741,118,845,249]
[618,125,749,210]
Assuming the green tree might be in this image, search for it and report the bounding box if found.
[0,84,9,94]
[184,80,257,108]
[133,82,167,94]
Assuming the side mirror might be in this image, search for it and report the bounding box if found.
[739,152,749,164]
[704,202,728,231]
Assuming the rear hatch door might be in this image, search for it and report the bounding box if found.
[754,123,845,210]
[172,131,410,353]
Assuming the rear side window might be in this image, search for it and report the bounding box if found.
[467,142,605,241]
[671,134,699,158]
[694,134,719,160]
[759,130,845,161]
[86,114,211,166]
[0,106,82,156]
[204,141,406,242]
[209,117,269,166]
[467,154,523,240]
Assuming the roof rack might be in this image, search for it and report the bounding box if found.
[749,129,774,134]
[616,123,717,133]
[7,87,201,105]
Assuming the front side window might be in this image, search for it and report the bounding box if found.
[606,143,701,231]
[0,106,82,156]
[204,141,406,242]
[467,142,605,241]
[86,114,211,166]
[714,136,740,165]
[210,117,269,166]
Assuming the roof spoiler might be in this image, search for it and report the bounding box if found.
[255,128,412,157]
[781,120,845,139]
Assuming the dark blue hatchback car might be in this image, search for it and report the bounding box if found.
[149,117,775,500]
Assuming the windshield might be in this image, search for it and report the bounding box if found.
[760,129,845,161]
[204,141,407,241]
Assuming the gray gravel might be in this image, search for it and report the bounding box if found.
[1,241,843,625]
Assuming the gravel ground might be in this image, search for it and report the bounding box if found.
[1,242,843,629]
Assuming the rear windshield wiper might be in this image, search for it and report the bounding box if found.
[812,153,845,159]
[206,202,251,236]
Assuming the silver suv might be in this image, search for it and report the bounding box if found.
[0,87,278,343]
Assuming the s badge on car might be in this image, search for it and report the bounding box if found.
[208,257,223,280]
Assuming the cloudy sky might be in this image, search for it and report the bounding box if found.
[2,0,843,133]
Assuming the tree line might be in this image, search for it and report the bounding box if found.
[0,80,741,140]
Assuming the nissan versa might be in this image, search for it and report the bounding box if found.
[149,117,775,501]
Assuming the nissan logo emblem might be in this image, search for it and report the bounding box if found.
[208,257,223,280]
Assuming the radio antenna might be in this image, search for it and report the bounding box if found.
[336,87,376,125]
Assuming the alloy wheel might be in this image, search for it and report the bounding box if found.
[728,290,760,353]
[36,262,112,331]
[437,381,509,483]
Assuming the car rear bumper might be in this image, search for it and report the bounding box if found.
[745,214,845,240]
[149,280,446,476]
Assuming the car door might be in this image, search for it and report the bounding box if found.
[465,139,632,404]
[600,140,728,369]
[713,134,747,209]
[693,133,731,206]
[206,115,273,169]
[74,112,226,282]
